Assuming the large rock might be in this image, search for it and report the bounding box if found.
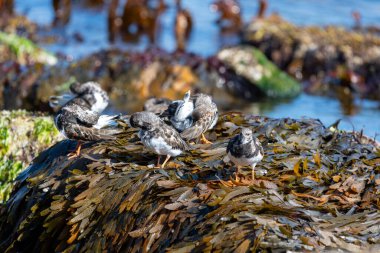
[243,15,380,100]
[217,46,301,98]
[0,113,379,252]
[0,110,61,202]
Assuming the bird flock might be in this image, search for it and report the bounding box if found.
[50,81,264,182]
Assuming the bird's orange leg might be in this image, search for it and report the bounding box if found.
[251,164,256,181]
[161,155,171,169]
[67,141,82,159]
[154,155,162,168]
[200,133,213,144]
[235,165,241,181]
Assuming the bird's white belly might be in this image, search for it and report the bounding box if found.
[228,152,263,167]
[91,92,108,113]
[143,136,182,157]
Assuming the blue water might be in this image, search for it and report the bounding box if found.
[14,0,380,137]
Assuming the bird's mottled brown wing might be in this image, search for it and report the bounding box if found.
[158,122,191,151]
[66,123,121,141]
[180,105,214,141]
[63,104,99,127]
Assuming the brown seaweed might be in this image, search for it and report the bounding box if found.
[0,113,379,252]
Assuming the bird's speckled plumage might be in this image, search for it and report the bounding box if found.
[69,81,109,113]
[54,103,120,142]
[143,97,172,115]
[169,90,194,132]
[130,112,190,157]
[50,82,109,113]
[180,93,218,141]
[227,128,264,179]
[51,82,120,143]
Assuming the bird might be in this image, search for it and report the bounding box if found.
[53,101,121,158]
[180,93,218,144]
[227,127,264,181]
[50,81,120,158]
[129,111,191,168]
[144,90,193,133]
[166,90,194,132]
[49,81,109,114]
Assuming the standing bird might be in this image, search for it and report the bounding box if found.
[180,93,218,144]
[174,0,193,52]
[129,111,190,168]
[50,81,119,158]
[227,128,264,181]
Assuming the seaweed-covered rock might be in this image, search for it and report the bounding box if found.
[243,15,380,100]
[1,113,379,252]
[0,110,61,202]
[217,46,301,98]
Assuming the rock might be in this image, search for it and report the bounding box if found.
[217,46,301,98]
[0,31,57,65]
[243,15,380,100]
[0,113,379,252]
[1,48,298,112]
[0,110,62,202]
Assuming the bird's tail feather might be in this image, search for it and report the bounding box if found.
[70,124,122,141]
[93,114,120,129]
[180,124,204,141]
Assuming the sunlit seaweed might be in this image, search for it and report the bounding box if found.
[0,113,379,252]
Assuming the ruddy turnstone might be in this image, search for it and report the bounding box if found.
[53,101,121,158]
[180,93,218,144]
[49,81,109,113]
[227,127,264,181]
[50,81,119,158]
[129,111,190,168]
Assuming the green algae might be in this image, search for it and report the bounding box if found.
[218,46,301,98]
[0,110,62,202]
[0,31,57,65]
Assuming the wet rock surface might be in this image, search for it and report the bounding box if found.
[243,15,380,100]
[1,113,379,252]
[0,47,300,113]
[217,46,301,98]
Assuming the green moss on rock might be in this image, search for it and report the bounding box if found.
[0,110,61,202]
[217,46,301,98]
[0,31,57,65]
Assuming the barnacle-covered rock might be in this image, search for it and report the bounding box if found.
[0,113,379,252]
[0,110,61,202]
[243,15,380,100]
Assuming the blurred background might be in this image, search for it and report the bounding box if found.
[1,0,380,137]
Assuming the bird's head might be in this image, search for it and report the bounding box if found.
[129,112,159,130]
[241,127,253,143]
